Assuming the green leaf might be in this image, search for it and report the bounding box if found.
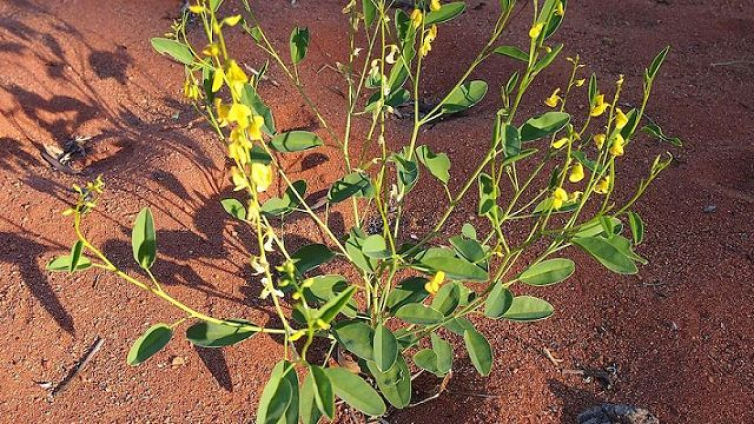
[289,27,310,64]
[270,131,323,153]
[462,223,477,240]
[346,228,378,272]
[386,277,430,312]
[260,180,307,216]
[573,217,622,238]
[325,368,387,416]
[366,355,412,408]
[431,282,460,316]
[373,324,398,372]
[647,46,670,82]
[256,361,296,424]
[291,243,335,275]
[305,275,358,318]
[46,255,92,272]
[363,0,378,26]
[393,149,419,194]
[533,43,563,74]
[572,236,638,274]
[444,317,475,336]
[308,365,335,420]
[360,234,390,259]
[395,304,445,325]
[332,320,374,360]
[464,329,493,376]
[422,257,489,281]
[519,258,575,286]
[250,144,272,164]
[502,123,522,158]
[416,145,451,184]
[300,371,322,424]
[502,295,554,321]
[484,283,513,318]
[493,45,528,62]
[641,123,683,147]
[519,112,571,141]
[221,198,246,220]
[425,1,466,25]
[328,172,374,203]
[431,333,453,374]
[150,38,193,65]
[131,207,157,270]
[441,80,488,114]
[477,172,497,216]
[413,349,441,376]
[543,0,566,38]
[186,319,257,347]
[317,286,357,324]
[240,83,276,135]
[68,240,85,272]
[127,323,172,366]
[628,212,645,245]
[449,236,485,264]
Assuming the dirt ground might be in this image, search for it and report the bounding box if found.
[0,0,752,422]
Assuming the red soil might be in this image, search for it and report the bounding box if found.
[0,0,752,422]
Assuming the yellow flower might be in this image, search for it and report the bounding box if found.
[248,115,265,141]
[228,141,248,165]
[574,78,586,87]
[222,14,242,27]
[183,78,200,100]
[595,176,610,194]
[231,166,249,191]
[552,187,568,209]
[225,60,249,94]
[569,191,583,201]
[227,103,252,129]
[529,22,544,39]
[545,88,561,108]
[214,98,230,127]
[289,330,306,341]
[411,9,423,29]
[419,25,438,57]
[616,73,625,88]
[569,163,585,183]
[609,134,625,156]
[202,43,220,57]
[188,4,205,14]
[590,94,609,117]
[424,271,445,295]
[430,0,442,11]
[212,67,225,93]
[552,137,569,149]
[556,1,565,16]
[316,319,331,330]
[385,45,399,64]
[594,133,606,149]
[250,162,273,192]
[614,108,628,130]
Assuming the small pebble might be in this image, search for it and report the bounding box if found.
[703,205,716,213]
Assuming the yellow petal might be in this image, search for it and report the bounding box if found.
[430,0,442,12]
[212,67,225,93]
[569,163,585,183]
[545,88,561,108]
[614,108,628,130]
[250,162,273,192]
[551,137,569,149]
[188,4,205,13]
[609,134,625,156]
[248,115,265,140]
[223,15,242,27]
[529,22,544,39]
[594,133,606,149]
[411,9,423,29]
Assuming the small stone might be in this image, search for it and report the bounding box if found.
[703,205,716,213]
[171,356,186,367]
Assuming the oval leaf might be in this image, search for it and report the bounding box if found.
[484,283,514,318]
[366,355,412,408]
[519,258,575,286]
[151,38,193,65]
[290,27,310,64]
[127,323,172,366]
[221,198,246,221]
[325,368,387,417]
[186,319,257,348]
[373,324,398,372]
[332,320,374,360]
[270,131,323,153]
[464,329,493,376]
[572,236,638,274]
[502,295,554,321]
[131,207,157,270]
[519,112,571,142]
[441,80,488,114]
[425,1,466,25]
[395,304,444,325]
[493,45,528,62]
[328,172,375,203]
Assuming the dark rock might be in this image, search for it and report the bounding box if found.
[577,404,659,424]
